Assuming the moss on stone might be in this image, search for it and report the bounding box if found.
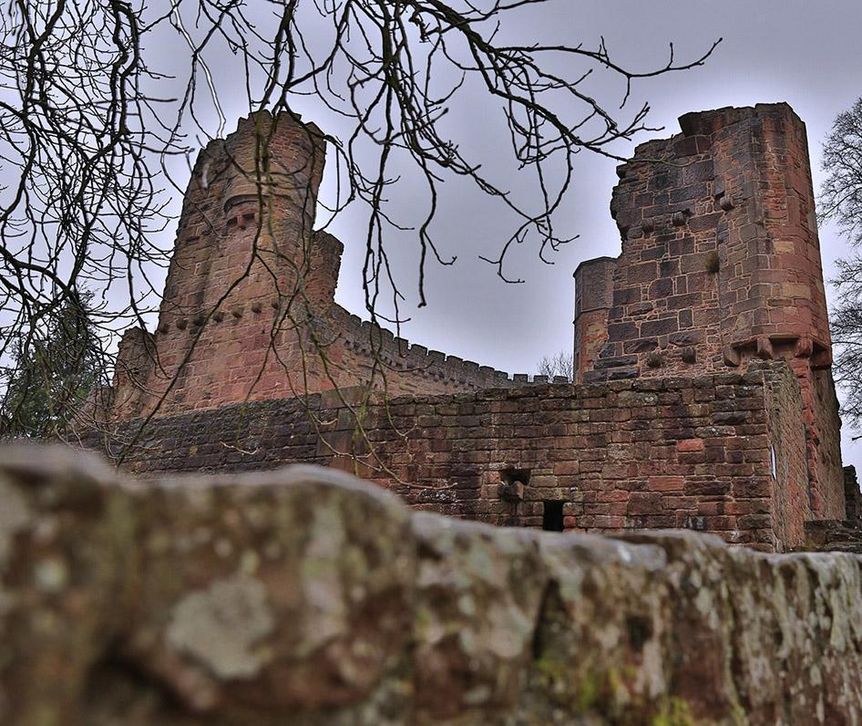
[575,669,602,713]
[651,697,695,726]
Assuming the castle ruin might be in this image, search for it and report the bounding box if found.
[86,102,854,553]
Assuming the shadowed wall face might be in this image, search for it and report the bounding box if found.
[573,256,616,382]
[89,361,811,552]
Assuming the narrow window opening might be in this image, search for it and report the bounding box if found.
[542,500,565,532]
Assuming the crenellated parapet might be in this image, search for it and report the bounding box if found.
[331,308,542,395]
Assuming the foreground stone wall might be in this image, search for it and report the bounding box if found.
[1,445,861,725]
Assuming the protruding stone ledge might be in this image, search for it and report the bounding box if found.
[0,444,860,724]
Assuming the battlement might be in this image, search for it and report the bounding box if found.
[87,360,814,551]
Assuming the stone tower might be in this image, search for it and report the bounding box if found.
[573,103,843,520]
[573,256,616,381]
[112,110,336,418]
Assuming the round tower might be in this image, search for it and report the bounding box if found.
[204,110,327,314]
[573,256,616,383]
[131,110,331,417]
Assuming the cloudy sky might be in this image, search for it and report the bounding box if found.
[320,0,859,374]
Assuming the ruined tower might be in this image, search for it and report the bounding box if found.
[112,111,336,418]
[574,103,843,520]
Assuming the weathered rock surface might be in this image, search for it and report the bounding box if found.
[1,444,861,725]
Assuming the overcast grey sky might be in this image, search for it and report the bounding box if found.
[320,0,860,375]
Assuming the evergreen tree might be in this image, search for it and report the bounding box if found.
[0,291,105,438]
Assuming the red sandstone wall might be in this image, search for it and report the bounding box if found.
[597,105,831,379]
[596,129,723,379]
[765,362,813,546]
[112,111,328,417]
[89,361,812,552]
[700,107,831,363]
[577,103,843,521]
[111,327,155,416]
[810,368,844,516]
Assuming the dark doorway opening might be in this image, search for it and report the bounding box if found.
[542,500,565,532]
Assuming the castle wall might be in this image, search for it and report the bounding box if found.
[4,444,862,724]
[596,104,832,379]
[765,359,813,547]
[807,366,845,516]
[110,326,154,417]
[88,360,811,551]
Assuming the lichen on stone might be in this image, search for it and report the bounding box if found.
[1,445,861,724]
[166,573,275,680]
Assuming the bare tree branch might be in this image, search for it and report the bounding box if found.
[0,0,719,451]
